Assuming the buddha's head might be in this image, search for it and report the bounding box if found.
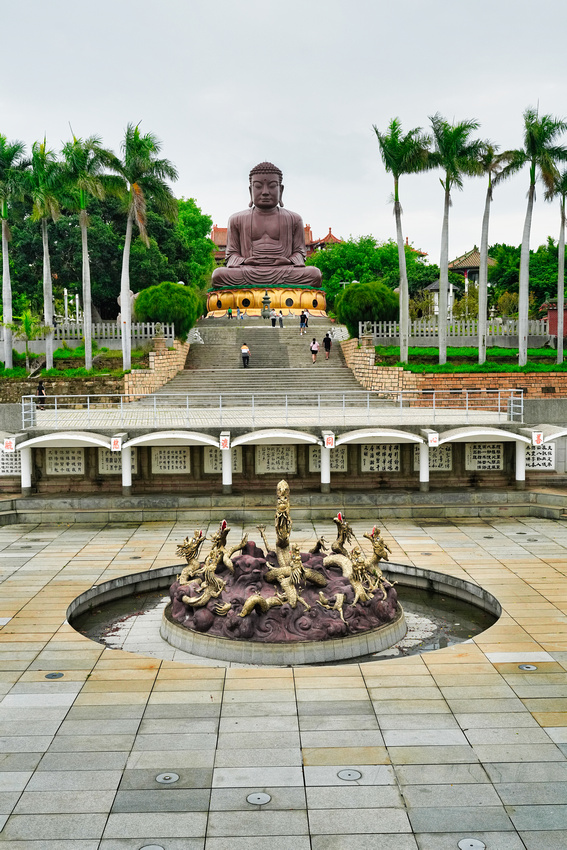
[249,161,284,209]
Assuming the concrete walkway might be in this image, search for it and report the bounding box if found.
[1,516,567,847]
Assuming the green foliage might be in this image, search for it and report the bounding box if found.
[306,236,458,307]
[334,280,398,338]
[409,292,434,320]
[7,195,214,318]
[134,281,203,339]
[489,240,567,307]
[452,284,479,319]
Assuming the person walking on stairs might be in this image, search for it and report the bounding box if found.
[278,310,284,328]
[241,342,250,368]
[323,332,332,360]
[310,338,320,363]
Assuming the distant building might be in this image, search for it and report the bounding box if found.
[448,246,496,285]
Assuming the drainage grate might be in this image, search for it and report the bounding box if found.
[45,673,64,679]
[458,840,486,850]
[155,773,179,784]
[246,792,271,805]
[518,664,538,671]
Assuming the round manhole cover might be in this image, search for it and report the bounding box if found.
[140,846,165,850]
[518,664,538,671]
[458,840,486,850]
[246,792,271,805]
[45,672,64,679]
[337,769,362,781]
[155,772,179,784]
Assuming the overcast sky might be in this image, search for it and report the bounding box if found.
[3,0,567,265]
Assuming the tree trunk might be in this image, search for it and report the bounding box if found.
[394,196,409,363]
[120,212,133,371]
[41,218,54,370]
[518,182,535,366]
[557,198,565,365]
[438,185,450,365]
[478,185,491,365]
[80,212,93,370]
[1,219,13,369]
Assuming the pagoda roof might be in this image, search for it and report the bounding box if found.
[448,246,496,270]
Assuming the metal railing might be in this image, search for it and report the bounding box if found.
[1,322,175,350]
[22,388,524,429]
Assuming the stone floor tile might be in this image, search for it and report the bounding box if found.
[209,787,306,811]
[214,747,301,768]
[495,781,567,804]
[118,767,213,790]
[206,810,309,836]
[415,833,526,850]
[311,837,418,850]
[407,805,514,832]
[219,716,297,733]
[308,807,411,834]
[125,749,215,769]
[12,789,116,814]
[455,711,539,728]
[402,782,501,807]
[102,811,208,838]
[212,767,304,787]
[25,769,123,792]
[300,731,384,748]
[485,761,567,783]
[508,804,567,830]
[111,788,210,812]
[306,784,402,808]
[302,746,389,766]
[472,743,565,762]
[0,812,107,840]
[388,746,478,765]
[37,751,128,771]
[395,764,490,785]
[205,839,311,850]
[303,765,396,786]
[520,830,567,849]
[383,729,468,747]
[0,753,42,772]
[100,841,203,850]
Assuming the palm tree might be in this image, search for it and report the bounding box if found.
[476,145,515,364]
[500,108,567,365]
[28,139,63,370]
[373,118,431,363]
[429,114,485,364]
[2,310,50,371]
[61,134,118,370]
[108,124,178,370]
[0,136,28,369]
[545,169,567,364]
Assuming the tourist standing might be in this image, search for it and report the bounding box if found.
[278,310,284,329]
[299,311,307,335]
[36,381,46,410]
[323,332,332,360]
[241,343,250,368]
[227,307,233,320]
[310,338,320,363]
[236,307,242,320]
[270,308,277,328]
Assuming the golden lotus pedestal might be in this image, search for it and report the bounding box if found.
[207,287,327,317]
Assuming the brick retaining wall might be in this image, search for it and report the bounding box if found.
[0,337,190,403]
[341,337,567,399]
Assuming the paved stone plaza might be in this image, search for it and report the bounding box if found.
[1,515,567,848]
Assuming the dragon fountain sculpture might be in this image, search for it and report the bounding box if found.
[167,481,399,643]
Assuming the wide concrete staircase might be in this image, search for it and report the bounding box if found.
[150,316,363,400]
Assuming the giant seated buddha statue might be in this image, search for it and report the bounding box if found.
[209,162,325,314]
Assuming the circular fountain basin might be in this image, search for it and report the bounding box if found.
[67,561,501,666]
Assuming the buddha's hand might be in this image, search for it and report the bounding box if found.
[272,258,292,266]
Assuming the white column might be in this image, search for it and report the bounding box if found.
[121,445,132,495]
[221,448,232,495]
[20,447,32,496]
[515,441,527,490]
[419,442,430,493]
[320,445,331,494]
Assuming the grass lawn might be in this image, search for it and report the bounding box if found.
[375,345,566,373]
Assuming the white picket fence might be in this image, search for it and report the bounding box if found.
[361,318,549,345]
[0,322,175,354]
